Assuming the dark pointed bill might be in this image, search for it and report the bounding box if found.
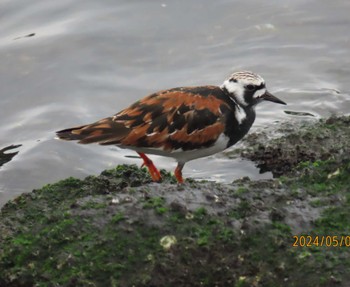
[262,91,287,105]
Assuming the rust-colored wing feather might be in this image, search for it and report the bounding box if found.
[56,118,129,144]
[56,86,231,150]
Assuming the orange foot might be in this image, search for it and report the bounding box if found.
[137,152,162,182]
[174,163,184,184]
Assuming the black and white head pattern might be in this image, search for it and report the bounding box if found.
[221,71,267,107]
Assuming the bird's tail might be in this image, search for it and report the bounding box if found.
[56,125,90,141]
[56,117,129,145]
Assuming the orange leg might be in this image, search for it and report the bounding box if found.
[137,152,162,182]
[174,162,185,184]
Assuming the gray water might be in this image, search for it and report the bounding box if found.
[1,0,350,207]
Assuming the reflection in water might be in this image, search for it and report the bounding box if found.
[284,110,315,117]
[0,145,22,168]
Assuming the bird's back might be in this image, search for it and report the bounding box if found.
[56,86,234,154]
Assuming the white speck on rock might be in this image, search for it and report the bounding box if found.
[160,235,177,250]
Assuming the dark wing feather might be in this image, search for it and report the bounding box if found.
[56,86,231,150]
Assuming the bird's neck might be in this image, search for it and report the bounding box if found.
[225,107,255,148]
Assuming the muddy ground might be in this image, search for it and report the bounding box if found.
[0,116,349,287]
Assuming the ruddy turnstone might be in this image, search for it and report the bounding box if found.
[56,71,286,183]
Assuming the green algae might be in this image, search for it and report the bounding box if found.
[1,159,348,286]
[282,158,350,286]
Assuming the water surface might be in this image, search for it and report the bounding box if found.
[1,0,350,206]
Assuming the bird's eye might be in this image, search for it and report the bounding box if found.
[246,84,255,91]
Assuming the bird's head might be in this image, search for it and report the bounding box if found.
[221,71,286,107]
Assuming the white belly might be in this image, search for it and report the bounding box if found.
[119,133,230,164]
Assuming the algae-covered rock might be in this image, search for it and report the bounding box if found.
[234,116,350,177]
[0,116,350,287]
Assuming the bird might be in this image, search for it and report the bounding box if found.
[56,71,286,183]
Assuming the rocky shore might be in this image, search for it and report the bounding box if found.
[0,116,349,287]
